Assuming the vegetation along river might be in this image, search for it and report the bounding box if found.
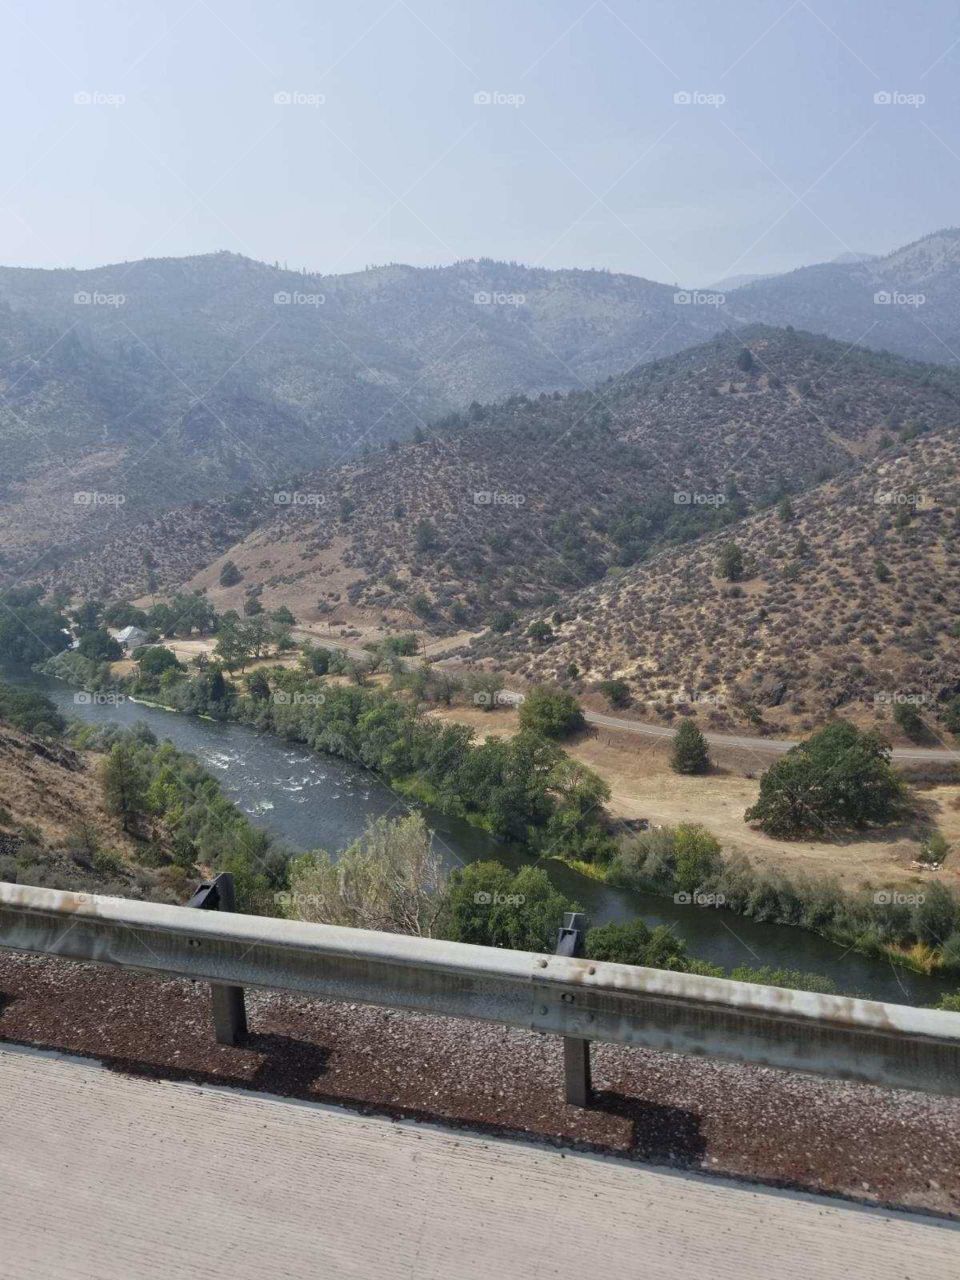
[14,670,957,1007]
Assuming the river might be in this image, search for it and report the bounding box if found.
[9,670,956,1007]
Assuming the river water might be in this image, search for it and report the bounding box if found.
[10,670,955,1006]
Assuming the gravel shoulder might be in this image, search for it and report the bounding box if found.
[1,950,959,1219]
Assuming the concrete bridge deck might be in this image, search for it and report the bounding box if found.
[1,1043,958,1280]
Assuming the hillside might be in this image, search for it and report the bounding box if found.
[0,252,725,582]
[731,229,960,366]
[6,231,960,585]
[51,328,960,640]
[469,428,960,735]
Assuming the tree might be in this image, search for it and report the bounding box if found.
[101,744,148,834]
[78,629,123,661]
[944,695,960,736]
[717,541,744,581]
[0,682,65,737]
[745,721,904,837]
[527,620,554,644]
[598,679,631,708]
[671,719,709,774]
[246,669,271,700]
[0,588,70,664]
[518,686,585,740]
[777,496,794,523]
[736,347,755,372]
[893,701,926,742]
[219,560,242,587]
[285,814,445,936]
[137,646,184,679]
[73,599,103,634]
[673,823,722,892]
[440,862,578,952]
[586,919,691,971]
[270,605,296,626]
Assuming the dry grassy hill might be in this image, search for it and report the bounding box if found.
[470,429,960,736]
[48,328,960,645]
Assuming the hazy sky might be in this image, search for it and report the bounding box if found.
[2,0,958,283]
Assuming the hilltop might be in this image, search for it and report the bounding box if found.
[731,229,960,365]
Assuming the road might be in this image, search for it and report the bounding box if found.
[287,630,960,764]
[585,710,960,762]
[2,1043,958,1280]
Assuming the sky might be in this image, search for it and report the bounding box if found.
[1,0,958,285]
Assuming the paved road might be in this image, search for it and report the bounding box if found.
[2,1044,958,1280]
[585,710,960,762]
[292,631,960,764]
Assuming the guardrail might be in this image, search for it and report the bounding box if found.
[2,880,960,1101]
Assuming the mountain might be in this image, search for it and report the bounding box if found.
[0,252,730,581]
[52,327,960,640]
[7,230,960,589]
[469,425,960,734]
[730,229,960,365]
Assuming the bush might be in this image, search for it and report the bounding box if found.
[440,862,578,952]
[585,918,689,970]
[78,630,123,662]
[518,686,585,739]
[671,719,709,774]
[598,679,631,708]
[0,682,66,737]
[717,542,744,581]
[728,966,837,995]
[285,814,443,936]
[219,560,242,587]
[137,646,184,679]
[745,720,904,837]
[893,701,926,741]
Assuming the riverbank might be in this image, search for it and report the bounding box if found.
[18,660,960,1005]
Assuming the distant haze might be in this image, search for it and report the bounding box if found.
[2,0,959,282]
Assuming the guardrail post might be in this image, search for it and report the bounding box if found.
[186,873,248,1046]
[555,911,591,1107]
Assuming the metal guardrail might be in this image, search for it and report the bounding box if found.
[2,880,960,1099]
